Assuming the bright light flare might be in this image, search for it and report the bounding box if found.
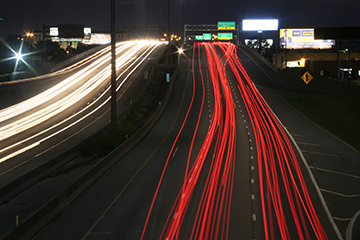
[0,36,38,77]
[15,52,23,61]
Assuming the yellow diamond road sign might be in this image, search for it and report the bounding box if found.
[301,71,313,84]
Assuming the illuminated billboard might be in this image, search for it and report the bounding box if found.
[245,39,273,48]
[84,28,91,40]
[50,27,59,36]
[280,29,335,49]
[83,34,111,45]
[242,19,278,31]
[59,24,85,38]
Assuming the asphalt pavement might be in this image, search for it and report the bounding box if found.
[237,44,360,240]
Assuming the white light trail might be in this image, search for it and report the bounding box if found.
[0,41,166,164]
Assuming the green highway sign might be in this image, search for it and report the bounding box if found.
[195,35,203,40]
[218,33,233,40]
[218,22,236,30]
[203,33,212,40]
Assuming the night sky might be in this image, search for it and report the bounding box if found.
[1,0,359,37]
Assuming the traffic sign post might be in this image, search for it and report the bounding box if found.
[301,71,313,84]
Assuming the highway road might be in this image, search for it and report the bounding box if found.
[0,41,167,201]
[31,42,356,240]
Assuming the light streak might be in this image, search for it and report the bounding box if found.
[218,42,328,240]
[0,41,166,163]
[142,42,236,239]
[142,42,328,240]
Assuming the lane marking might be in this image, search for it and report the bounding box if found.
[301,150,339,158]
[320,189,360,198]
[309,166,360,179]
[346,209,360,240]
[297,142,321,147]
[172,146,179,158]
[333,217,351,221]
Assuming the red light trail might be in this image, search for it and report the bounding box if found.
[141,42,328,240]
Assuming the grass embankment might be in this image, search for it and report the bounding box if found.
[278,71,360,152]
[80,66,175,157]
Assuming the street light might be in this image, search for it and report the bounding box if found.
[15,52,23,61]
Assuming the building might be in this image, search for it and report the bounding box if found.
[23,26,128,50]
[305,59,360,79]
[273,51,360,79]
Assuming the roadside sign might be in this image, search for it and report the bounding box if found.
[218,22,236,30]
[218,33,233,40]
[203,33,211,40]
[166,73,170,82]
[301,71,313,84]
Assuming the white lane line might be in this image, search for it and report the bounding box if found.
[251,194,255,200]
[301,150,339,158]
[320,189,360,198]
[252,214,256,221]
[172,146,179,157]
[291,134,304,137]
[309,166,360,179]
[346,209,360,240]
[333,217,352,221]
[297,142,321,147]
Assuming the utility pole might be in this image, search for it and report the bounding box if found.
[284,18,287,71]
[337,39,341,80]
[111,0,117,132]
[167,0,170,64]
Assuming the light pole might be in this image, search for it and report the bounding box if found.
[111,0,117,132]
[167,0,171,64]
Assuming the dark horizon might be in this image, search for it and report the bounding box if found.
[1,0,359,38]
